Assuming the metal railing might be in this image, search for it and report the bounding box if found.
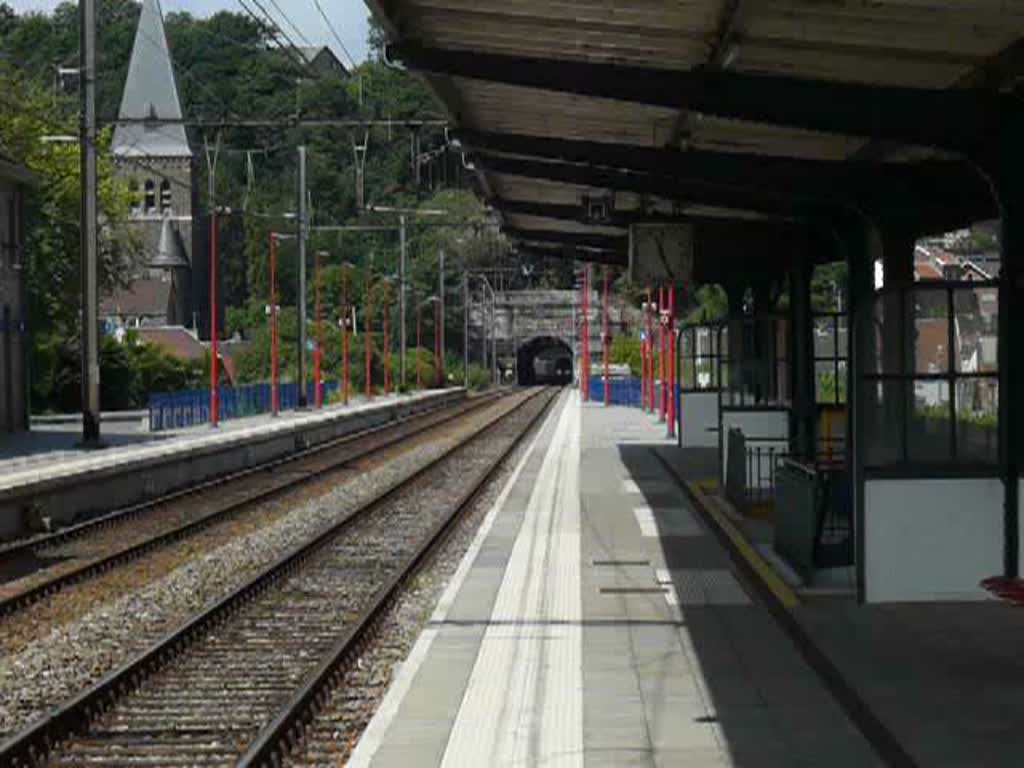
[148,381,341,432]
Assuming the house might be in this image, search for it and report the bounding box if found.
[0,155,32,432]
[101,277,177,331]
[297,46,348,79]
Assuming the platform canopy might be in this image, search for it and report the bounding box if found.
[369,0,1022,275]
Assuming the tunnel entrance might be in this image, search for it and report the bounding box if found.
[517,336,573,385]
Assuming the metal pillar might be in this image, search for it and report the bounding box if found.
[463,270,469,389]
[790,252,815,460]
[399,215,407,390]
[340,264,350,406]
[668,285,676,438]
[314,250,323,408]
[269,233,279,416]
[297,145,308,407]
[438,249,445,386]
[383,283,391,395]
[659,284,667,421]
[209,209,219,427]
[79,0,100,444]
[365,275,373,399]
[602,268,610,405]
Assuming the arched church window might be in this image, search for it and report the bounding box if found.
[160,180,172,213]
[128,179,141,214]
[144,180,156,212]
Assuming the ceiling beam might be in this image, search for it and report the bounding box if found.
[513,242,627,266]
[455,128,991,204]
[504,226,629,252]
[389,41,1015,152]
[480,153,822,218]
[495,198,774,231]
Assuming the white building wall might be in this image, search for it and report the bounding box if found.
[679,391,718,448]
[864,478,1002,602]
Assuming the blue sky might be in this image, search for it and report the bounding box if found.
[8,0,372,64]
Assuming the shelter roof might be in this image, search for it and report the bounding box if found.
[369,0,1023,265]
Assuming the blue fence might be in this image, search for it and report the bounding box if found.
[148,380,340,431]
[586,377,678,414]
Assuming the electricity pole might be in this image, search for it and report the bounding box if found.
[297,145,308,407]
[79,0,100,445]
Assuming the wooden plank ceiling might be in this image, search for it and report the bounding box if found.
[367,0,1024,263]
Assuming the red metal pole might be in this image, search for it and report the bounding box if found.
[209,209,219,427]
[434,300,442,388]
[645,287,653,411]
[668,285,676,438]
[582,265,590,401]
[602,267,610,406]
[659,284,666,422]
[341,267,349,406]
[383,285,391,395]
[314,251,322,408]
[269,233,279,416]
[365,277,373,400]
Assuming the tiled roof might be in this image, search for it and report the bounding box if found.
[101,278,172,317]
[137,326,206,362]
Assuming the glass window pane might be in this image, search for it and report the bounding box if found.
[956,378,998,463]
[816,361,839,404]
[954,287,998,373]
[836,315,849,361]
[911,288,950,375]
[814,316,837,358]
[836,360,848,404]
[908,380,952,463]
[862,380,904,465]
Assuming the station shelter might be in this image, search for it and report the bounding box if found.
[369,0,1024,603]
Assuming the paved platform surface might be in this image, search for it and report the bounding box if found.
[349,394,879,767]
[0,393,414,491]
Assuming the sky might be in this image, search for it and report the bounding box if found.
[7,0,372,65]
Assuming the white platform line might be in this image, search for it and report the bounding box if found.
[441,391,583,768]
[633,506,659,538]
[346,392,566,768]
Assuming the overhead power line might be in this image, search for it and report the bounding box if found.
[308,0,358,71]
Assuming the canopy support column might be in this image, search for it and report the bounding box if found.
[790,251,815,461]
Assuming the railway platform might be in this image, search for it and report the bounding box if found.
[348,393,879,767]
[0,388,464,540]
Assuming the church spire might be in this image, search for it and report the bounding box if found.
[112,0,191,158]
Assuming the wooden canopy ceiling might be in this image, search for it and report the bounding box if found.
[365,0,1023,268]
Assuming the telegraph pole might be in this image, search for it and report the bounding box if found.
[79,0,100,445]
[297,145,308,407]
[399,214,407,390]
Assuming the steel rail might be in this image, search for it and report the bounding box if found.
[0,387,552,768]
[239,387,559,766]
[0,391,507,619]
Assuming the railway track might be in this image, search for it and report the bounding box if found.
[0,386,557,767]
[0,390,508,619]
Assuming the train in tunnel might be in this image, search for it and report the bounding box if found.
[518,336,574,385]
[532,355,573,385]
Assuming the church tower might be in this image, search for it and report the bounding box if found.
[112,0,196,328]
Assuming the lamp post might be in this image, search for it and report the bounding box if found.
[643,289,654,411]
[381,276,394,395]
[668,286,677,438]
